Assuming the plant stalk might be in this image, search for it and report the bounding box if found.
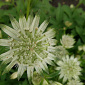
[26,0,31,20]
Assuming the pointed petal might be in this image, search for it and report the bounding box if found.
[43,29,56,38]
[10,15,20,30]
[38,20,48,33]
[42,61,48,73]
[17,64,26,80]
[0,24,21,41]
[57,61,63,66]
[0,58,12,70]
[0,49,16,60]
[56,67,61,70]
[19,16,26,35]
[34,51,43,60]
[44,58,55,66]
[35,65,43,74]
[39,62,48,73]
[37,29,56,43]
[48,53,56,60]
[27,66,34,80]
[48,39,57,46]
[29,15,40,32]
[2,60,16,74]
[0,51,12,60]
[26,15,33,30]
[0,39,10,46]
[63,76,67,83]
[59,74,63,79]
[1,58,12,65]
[47,46,56,52]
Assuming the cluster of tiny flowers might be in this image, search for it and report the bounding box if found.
[67,79,83,85]
[56,55,82,83]
[0,15,57,80]
[60,35,75,49]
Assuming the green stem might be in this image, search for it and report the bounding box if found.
[75,0,83,9]
[75,3,82,9]
[26,0,31,20]
[64,30,66,34]
[63,27,66,34]
[12,0,15,6]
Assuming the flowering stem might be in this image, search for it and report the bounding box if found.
[26,0,31,20]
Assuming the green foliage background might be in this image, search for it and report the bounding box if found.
[0,0,85,85]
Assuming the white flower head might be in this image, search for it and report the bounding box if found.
[60,34,75,49]
[67,79,83,85]
[56,55,82,82]
[0,15,57,80]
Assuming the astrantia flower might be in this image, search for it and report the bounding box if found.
[67,79,83,85]
[0,15,57,80]
[60,35,75,49]
[56,55,81,82]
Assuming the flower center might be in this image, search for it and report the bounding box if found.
[9,30,49,66]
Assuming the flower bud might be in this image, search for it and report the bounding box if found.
[65,21,72,27]
[70,4,74,8]
[10,72,17,79]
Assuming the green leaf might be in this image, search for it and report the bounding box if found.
[22,80,28,85]
[62,5,72,18]
[79,0,84,4]
[16,0,25,15]
[56,4,63,24]
[83,0,85,5]
[0,46,9,55]
[76,26,85,43]
[0,1,11,8]
[0,10,4,18]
